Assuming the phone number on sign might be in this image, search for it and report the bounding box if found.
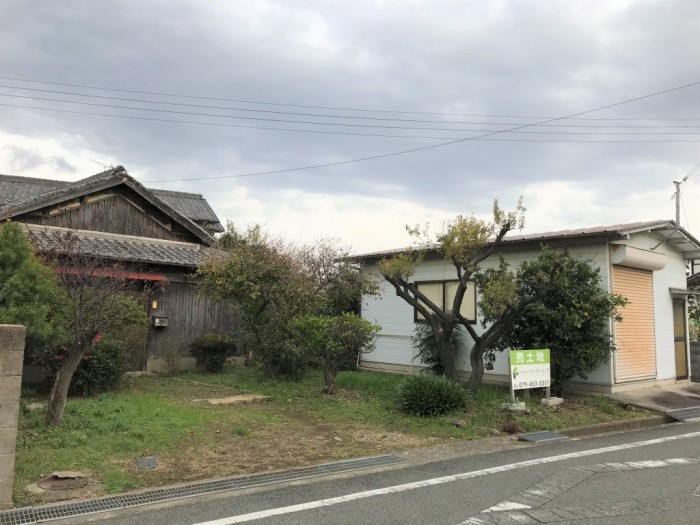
[514,380,550,389]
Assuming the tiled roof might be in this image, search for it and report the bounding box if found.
[0,175,64,207]
[23,224,215,268]
[0,170,224,233]
[151,189,224,232]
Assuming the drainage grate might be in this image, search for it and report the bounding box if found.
[517,430,567,443]
[666,406,700,422]
[0,508,33,525]
[0,455,403,525]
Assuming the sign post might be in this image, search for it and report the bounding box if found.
[509,349,550,398]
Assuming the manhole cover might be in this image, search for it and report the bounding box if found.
[37,472,88,491]
[135,456,159,470]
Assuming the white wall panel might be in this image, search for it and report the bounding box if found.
[360,237,655,388]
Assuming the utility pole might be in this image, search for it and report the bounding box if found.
[672,175,689,226]
[673,180,682,225]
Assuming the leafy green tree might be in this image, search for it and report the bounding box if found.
[203,225,378,377]
[379,199,564,393]
[0,222,68,360]
[289,313,379,394]
[495,249,627,395]
[202,225,318,376]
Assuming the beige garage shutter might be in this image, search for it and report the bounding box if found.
[612,265,656,382]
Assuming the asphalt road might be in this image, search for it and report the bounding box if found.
[61,421,700,525]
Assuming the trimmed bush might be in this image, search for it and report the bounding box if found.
[72,336,130,396]
[40,335,130,397]
[190,333,236,372]
[396,374,469,417]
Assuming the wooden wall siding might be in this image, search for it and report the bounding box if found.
[18,191,199,243]
[146,281,241,360]
[612,265,657,382]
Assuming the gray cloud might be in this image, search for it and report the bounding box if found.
[51,156,77,173]
[5,145,46,172]
[1,0,699,239]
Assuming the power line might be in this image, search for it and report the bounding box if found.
[563,160,700,227]
[5,101,698,143]
[678,160,700,196]
[2,74,700,122]
[1,83,699,129]
[2,92,700,135]
[145,79,700,182]
[2,79,698,183]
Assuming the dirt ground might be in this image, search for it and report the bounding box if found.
[123,421,439,487]
[115,379,446,488]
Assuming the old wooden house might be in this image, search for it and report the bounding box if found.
[0,165,239,372]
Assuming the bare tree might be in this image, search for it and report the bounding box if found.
[297,237,379,315]
[29,229,148,426]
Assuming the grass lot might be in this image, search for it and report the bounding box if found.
[15,367,648,505]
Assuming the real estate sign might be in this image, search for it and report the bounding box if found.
[509,349,550,390]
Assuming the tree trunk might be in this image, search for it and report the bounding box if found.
[437,325,458,382]
[45,344,88,426]
[466,341,485,394]
[322,359,336,394]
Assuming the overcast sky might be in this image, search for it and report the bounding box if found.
[1,0,699,252]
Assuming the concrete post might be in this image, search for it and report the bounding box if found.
[0,325,25,510]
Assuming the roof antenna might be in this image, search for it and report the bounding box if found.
[90,159,113,170]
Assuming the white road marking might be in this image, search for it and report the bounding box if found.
[482,500,531,512]
[192,430,700,525]
[477,456,700,522]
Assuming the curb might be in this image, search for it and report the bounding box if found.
[560,415,670,438]
[2,415,674,522]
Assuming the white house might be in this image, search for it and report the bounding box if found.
[356,220,700,393]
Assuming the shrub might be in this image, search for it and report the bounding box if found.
[501,420,523,434]
[73,336,130,396]
[39,336,130,397]
[411,323,463,376]
[289,313,379,394]
[502,248,627,395]
[155,336,185,376]
[190,333,237,372]
[396,374,469,417]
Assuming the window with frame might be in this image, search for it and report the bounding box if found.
[414,280,476,323]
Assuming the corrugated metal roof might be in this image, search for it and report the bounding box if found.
[353,220,700,259]
[23,224,216,268]
[0,171,224,233]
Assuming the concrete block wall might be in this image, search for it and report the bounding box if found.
[0,325,25,510]
[691,342,700,382]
